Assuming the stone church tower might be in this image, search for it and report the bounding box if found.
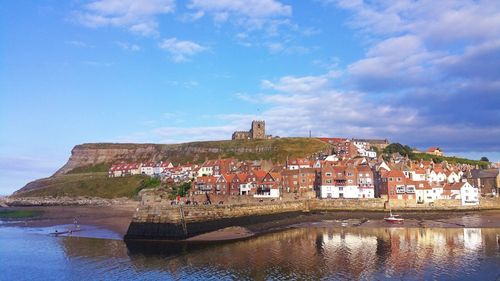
[232,120,272,140]
[250,120,265,139]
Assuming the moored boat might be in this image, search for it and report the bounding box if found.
[384,211,404,224]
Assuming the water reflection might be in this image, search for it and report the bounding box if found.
[2,226,500,280]
[121,227,500,280]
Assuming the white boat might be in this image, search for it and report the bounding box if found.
[384,211,404,224]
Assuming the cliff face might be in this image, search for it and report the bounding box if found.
[15,138,332,196]
[55,143,169,175]
[55,138,332,175]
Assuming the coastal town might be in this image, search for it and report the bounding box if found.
[108,121,500,207]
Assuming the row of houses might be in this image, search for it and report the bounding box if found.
[376,169,479,206]
[108,153,498,206]
[317,138,379,159]
[108,161,174,177]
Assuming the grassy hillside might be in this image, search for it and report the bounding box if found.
[184,138,332,163]
[412,153,489,168]
[67,163,111,174]
[15,138,332,198]
[16,174,149,198]
[383,143,490,168]
[65,138,333,172]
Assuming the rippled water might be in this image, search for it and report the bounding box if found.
[1,226,500,280]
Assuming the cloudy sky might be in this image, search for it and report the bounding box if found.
[1,0,500,194]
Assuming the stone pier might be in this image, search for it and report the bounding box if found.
[124,190,500,241]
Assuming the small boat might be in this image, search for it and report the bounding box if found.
[384,211,404,224]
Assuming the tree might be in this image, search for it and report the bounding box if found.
[383,143,414,158]
[135,177,161,195]
[480,156,489,162]
[169,181,192,199]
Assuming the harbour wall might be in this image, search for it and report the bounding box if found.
[124,193,500,241]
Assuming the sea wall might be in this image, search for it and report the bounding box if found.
[2,196,133,207]
[124,199,391,240]
[125,191,500,241]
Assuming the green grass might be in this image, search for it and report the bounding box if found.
[75,138,332,165]
[412,153,489,168]
[16,138,332,198]
[173,138,333,164]
[0,210,43,219]
[17,174,150,198]
[67,163,111,174]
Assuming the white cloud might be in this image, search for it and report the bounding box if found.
[153,125,237,143]
[264,42,311,55]
[179,10,205,22]
[332,0,500,43]
[158,38,207,62]
[116,41,141,51]
[75,0,175,36]
[65,40,93,48]
[82,60,114,67]
[262,71,339,93]
[187,0,292,30]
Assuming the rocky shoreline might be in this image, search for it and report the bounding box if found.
[0,196,136,207]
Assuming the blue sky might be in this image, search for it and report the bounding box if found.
[1,0,500,195]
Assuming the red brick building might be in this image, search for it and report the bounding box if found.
[281,168,317,193]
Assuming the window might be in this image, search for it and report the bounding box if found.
[396,186,405,193]
[325,172,332,177]
[339,186,343,191]
[326,179,332,184]
[389,178,393,182]
[406,186,415,193]
[396,177,401,182]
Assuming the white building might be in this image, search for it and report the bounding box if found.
[446,171,460,183]
[239,182,253,195]
[287,159,311,170]
[153,161,174,175]
[416,182,443,203]
[197,166,213,177]
[254,188,280,198]
[140,162,155,176]
[353,143,377,158]
[428,170,447,183]
[358,187,374,198]
[324,155,339,162]
[320,185,359,199]
[442,181,479,205]
[460,182,479,205]
[411,169,426,182]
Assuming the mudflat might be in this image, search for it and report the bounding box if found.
[2,206,500,241]
[0,202,138,236]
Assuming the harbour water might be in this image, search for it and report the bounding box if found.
[1,225,500,280]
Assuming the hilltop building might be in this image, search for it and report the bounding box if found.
[232,120,272,140]
[426,147,443,156]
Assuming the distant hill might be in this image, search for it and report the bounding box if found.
[13,138,332,197]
